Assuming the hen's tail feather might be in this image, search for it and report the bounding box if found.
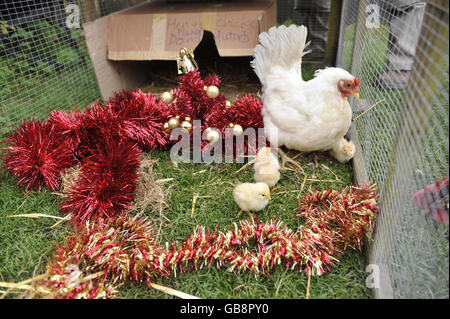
[251,25,310,84]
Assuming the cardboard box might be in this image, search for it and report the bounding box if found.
[83,0,276,101]
[83,15,149,101]
[107,0,277,61]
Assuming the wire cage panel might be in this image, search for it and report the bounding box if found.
[337,0,449,299]
[0,0,148,133]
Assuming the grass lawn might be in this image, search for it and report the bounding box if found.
[0,148,371,299]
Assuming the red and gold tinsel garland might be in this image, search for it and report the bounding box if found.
[31,184,377,298]
[297,184,379,249]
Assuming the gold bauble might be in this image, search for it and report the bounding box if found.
[205,128,220,143]
[203,85,208,91]
[168,116,180,129]
[161,91,174,104]
[180,48,187,56]
[232,124,243,136]
[184,116,191,122]
[180,121,192,132]
[206,85,219,99]
[229,123,235,128]
[163,122,171,133]
[225,100,232,108]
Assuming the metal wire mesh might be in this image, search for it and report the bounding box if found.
[337,0,449,298]
[0,0,147,133]
[278,0,332,61]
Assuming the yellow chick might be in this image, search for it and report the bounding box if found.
[233,182,271,218]
[330,138,356,163]
[254,147,281,188]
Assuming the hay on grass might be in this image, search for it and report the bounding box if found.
[60,165,81,194]
[134,153,171,215]
[59,154,170,216]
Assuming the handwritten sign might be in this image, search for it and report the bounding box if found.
[165,14,203,50]
[165,11,260,51]
[215,12,260,49]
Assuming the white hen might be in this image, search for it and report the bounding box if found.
[251,25,359,163]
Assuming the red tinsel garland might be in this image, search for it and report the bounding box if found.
[1,119,75,192]
[61,139,141,222]
[32,184,377,298]
[47,109,87,159]
[105,90,171,151]
[2,70,264,199]
[228,94,264,130]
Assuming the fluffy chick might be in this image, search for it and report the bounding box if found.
[330,138,355,163]
[233,182,271,218]
[254,147,281,188]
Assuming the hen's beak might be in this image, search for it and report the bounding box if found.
[351,92,359,99]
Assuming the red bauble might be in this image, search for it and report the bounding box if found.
[2,119,74,192]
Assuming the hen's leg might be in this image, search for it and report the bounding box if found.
[313,154,319,168]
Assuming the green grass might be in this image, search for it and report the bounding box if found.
[0,176,72,284]
[0,148,371,299]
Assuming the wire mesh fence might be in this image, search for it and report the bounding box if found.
[337,0,449,298]
[278,0,333,61]
[0,0,147,134]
